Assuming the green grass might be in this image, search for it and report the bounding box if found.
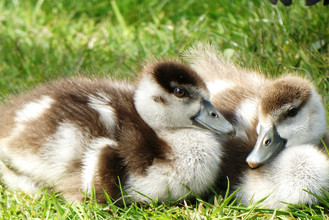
[0,0,328,218]
[1,186,329,219]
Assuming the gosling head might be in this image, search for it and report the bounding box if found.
[134,60,235,136]
[247,76,327,168]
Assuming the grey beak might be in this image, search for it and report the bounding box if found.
[246,125,287,169]
[193,100,235,136]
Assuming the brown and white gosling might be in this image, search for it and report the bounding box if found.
[238,75,329,208]
[184,43,329,209]
[0,60,235,203]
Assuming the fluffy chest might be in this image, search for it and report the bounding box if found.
[124,129,223,202]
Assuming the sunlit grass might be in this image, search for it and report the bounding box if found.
[0,0,328,218]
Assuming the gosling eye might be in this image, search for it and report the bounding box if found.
[287,106,298,117]
[174,87,188,98]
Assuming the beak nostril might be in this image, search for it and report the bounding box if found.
[264,139,272,146]
[210,112,218,118]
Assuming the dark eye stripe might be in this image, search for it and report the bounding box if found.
[152,61,207,93]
